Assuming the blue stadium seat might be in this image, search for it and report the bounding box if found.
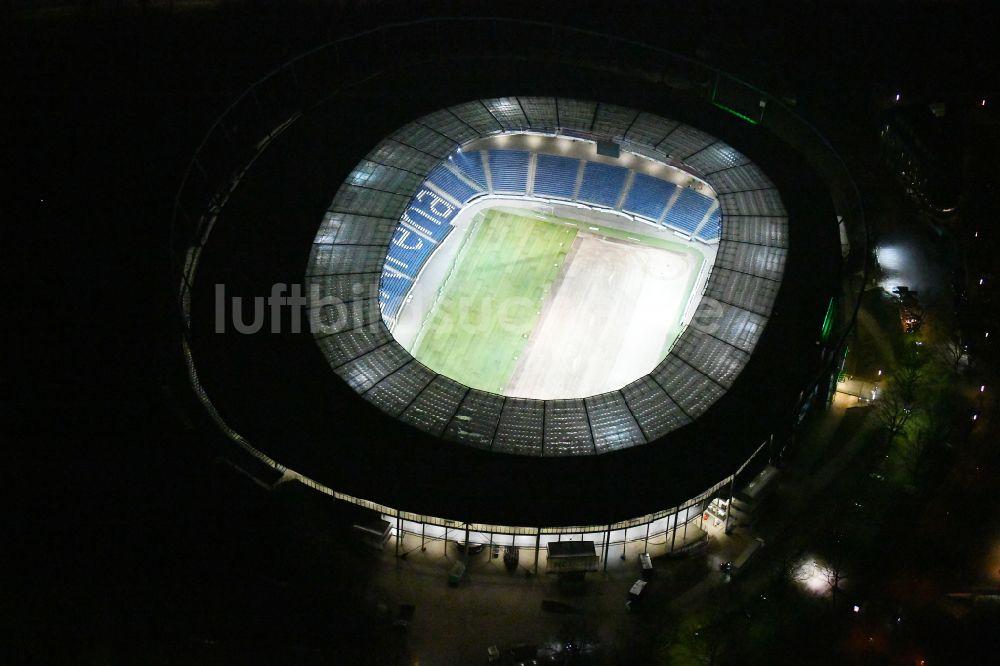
[577,162,628,208]
[664,188,714,235]
[378,268,414,321]
[427,164,480,204]
[696,207,722,242]
[384,223,438,279]
[378,177,464,319]
[449,150,487,188]
[402,187,457,243]
[488,150,530,194]
[376,147,722,324]
[623,173,676,221]
[533,154,580,199]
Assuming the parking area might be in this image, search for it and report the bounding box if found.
[362,527,729,664]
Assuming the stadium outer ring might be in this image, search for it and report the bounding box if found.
[171,19,868,556]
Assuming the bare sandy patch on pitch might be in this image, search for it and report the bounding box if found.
[506,234,697,399]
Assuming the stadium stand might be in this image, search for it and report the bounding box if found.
[401,188,457,242]
[385,223,444,280]
[448,150,488,188]
[695,207,722,242]
[377,146,732,326]
[488,150,530,194]
[378,269,414,324]
[305,98,806,456]
[577,162,628,208]
[426,164,480,204]
[532,154,580,199]
[665,187,714,235]
[623,172,677,221]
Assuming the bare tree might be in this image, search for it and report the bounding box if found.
[875,386,914,440]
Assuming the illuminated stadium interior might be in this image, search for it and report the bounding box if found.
[306,98,790,456]
[386,134,717,399]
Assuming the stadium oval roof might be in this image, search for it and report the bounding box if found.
[306,97,789,457]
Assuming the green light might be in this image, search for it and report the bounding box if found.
[821,298,837,342]
[711,102,759,125]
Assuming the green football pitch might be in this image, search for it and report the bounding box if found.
[411,209,576,393]
[410,207,702,394]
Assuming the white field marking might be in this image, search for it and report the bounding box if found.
[505,233,698,400]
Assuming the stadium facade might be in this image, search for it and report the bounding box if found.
[173,19,867,565]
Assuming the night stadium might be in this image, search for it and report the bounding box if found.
[19,3,1000,663]
[176,19,862,572]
